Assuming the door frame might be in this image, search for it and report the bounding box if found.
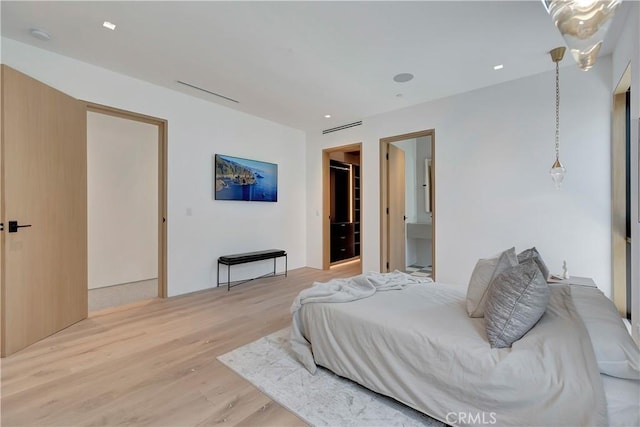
[611,64,631,316]
[322,143,362,270]
[380,129,435,278]
[85,102,168,298]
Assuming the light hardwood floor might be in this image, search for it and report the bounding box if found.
[1,263,360,426]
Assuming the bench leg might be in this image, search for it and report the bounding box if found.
[218,252,286,291]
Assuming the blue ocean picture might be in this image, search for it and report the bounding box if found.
[214,154,278,202]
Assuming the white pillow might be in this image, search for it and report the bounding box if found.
[466,247,518,318]
[570,285,640,380]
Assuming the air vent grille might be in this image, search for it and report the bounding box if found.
[322,121,362,135]
[176,80,239,104]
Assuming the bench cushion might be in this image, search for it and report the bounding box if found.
[219,249,286,265]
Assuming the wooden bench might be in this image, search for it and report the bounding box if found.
[217,249,287,291]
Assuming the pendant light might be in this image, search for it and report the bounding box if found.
[542,0,621,71]
[549,46,566,189]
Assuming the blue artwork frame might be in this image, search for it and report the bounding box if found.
[214,154,278,202]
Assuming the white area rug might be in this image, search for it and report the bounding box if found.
[217,328,444,427]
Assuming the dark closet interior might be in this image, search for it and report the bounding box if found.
[330,153,360,263]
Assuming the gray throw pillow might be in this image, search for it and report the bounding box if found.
[485,260,551,348]
[466,247,518,318]
[517,247,550,280]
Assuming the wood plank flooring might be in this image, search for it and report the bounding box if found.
[1,263,360,426]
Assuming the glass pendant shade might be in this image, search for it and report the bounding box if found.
[550,158,566,189]
[543,0,622,70]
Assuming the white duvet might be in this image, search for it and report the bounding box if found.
[290,270,432,373]
[293,280,608,426]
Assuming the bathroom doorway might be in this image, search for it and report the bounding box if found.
[380,130,435,278]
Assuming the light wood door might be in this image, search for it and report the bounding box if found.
[1,66,87,356]
[388,144,405,271]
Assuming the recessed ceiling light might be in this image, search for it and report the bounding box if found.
[493,64,504,70]
[103,21,116,30]
[393,73,414,83]
[324,114,331,118]
[30,28,51,41]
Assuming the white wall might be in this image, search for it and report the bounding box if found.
[307,58,613,296]
[87,112,158,289]
[415,136,433,269]
[611,1,640,340]
[416,136,432,224]
[2,38,306,297]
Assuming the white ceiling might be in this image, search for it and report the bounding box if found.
[0,1,630,133]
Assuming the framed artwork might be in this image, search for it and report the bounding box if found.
[214,154,278,202]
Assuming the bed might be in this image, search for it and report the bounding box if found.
[290,271,640,426]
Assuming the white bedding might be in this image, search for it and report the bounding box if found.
[601,374,640,426]
[291,270,432,373]
[296,281,608,426]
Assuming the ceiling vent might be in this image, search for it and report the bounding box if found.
[322,120,362,135]
[176,80,239,104]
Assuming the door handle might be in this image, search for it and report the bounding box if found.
[8,221,32,233]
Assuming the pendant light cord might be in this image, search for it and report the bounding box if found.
[555,60,560,161]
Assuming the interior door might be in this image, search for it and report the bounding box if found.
[1,65,87,356]
[388,144,406,272]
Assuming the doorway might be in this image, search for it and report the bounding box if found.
[86,103,168,310]
[380,130,435,278]
[611,65,631,318]
[323,143,362,271]
[0,67,167,357]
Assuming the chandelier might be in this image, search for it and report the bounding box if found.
[542,0,622,71]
